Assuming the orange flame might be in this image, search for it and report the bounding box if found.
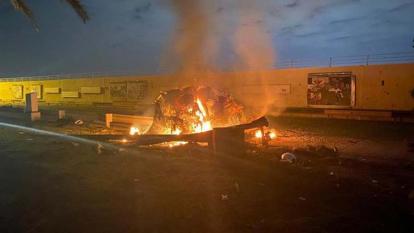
[255,130,263,138]
[129,127,140,136]
[172,128,182,135]
[194,98,212,133]
[269,131,277,139]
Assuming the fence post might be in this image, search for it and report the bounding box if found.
[329,57,333,67]
[366,55,370,66]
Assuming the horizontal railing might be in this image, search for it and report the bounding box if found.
[276,52,414,69]
[0,71,148,82]
[1,52,414,82]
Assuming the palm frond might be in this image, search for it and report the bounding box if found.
[64,0,89,23]
[10,0,39,31]
[8,0,89,31]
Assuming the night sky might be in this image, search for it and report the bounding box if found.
[0,0,413,77]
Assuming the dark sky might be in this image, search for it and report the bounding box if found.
[0,0,413,76]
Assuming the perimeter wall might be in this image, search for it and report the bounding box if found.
[0,63,413,113]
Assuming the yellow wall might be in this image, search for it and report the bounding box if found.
[217,63,414,111]
[1,63,413,111]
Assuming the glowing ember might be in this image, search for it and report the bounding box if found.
[129,127,140,136]
[255,130,263,138]
[121,138,128,143]
[269,131,277,139]
[202,121,212,131]
[172,128,182,135]
[168,141,188,148]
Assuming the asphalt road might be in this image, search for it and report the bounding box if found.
[0,119,414,233]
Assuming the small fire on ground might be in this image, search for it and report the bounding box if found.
[254,129,277,140]
[129,127,140,136]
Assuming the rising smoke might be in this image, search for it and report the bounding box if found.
[165,0,277,117]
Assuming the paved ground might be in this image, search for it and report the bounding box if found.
[0,112,414,233]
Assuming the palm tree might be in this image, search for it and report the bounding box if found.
[7,0,89,31]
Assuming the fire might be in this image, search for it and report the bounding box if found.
[193,98,212,133]
[168,141,188,148]
[164,98,213,135]
[269,131,277,139]
[172,128,182,135]
[196,98,207,117]
[255,130,263,138]
[153,86,245,135]
[129,127,140,136]
[254,129,277,140]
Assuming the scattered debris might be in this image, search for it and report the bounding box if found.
[293,145,338,158]
[72,142,80,147]
[221,194,229,201]
[97,143,104,154]
[296,158,312,168]
[371,179,379,184]
[56,117,73,127]
[330,171,335,176]
[18,131,24,135]
[74,120,84,126]
[281,152,296,163]
[309,145,338,157]
[298,197,306,201]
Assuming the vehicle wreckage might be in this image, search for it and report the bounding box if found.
[86,86,277,154]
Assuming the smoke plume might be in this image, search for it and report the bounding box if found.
[165,0,277,117]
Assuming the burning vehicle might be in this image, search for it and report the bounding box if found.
[100,86,278,152]
[94,86,277,152]
[149,86,247,135]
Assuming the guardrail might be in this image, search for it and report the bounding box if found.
[1,52,414,81]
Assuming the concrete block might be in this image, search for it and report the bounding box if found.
[25,92,39,113]
[58,110,66,120]
[30,112,41,121]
